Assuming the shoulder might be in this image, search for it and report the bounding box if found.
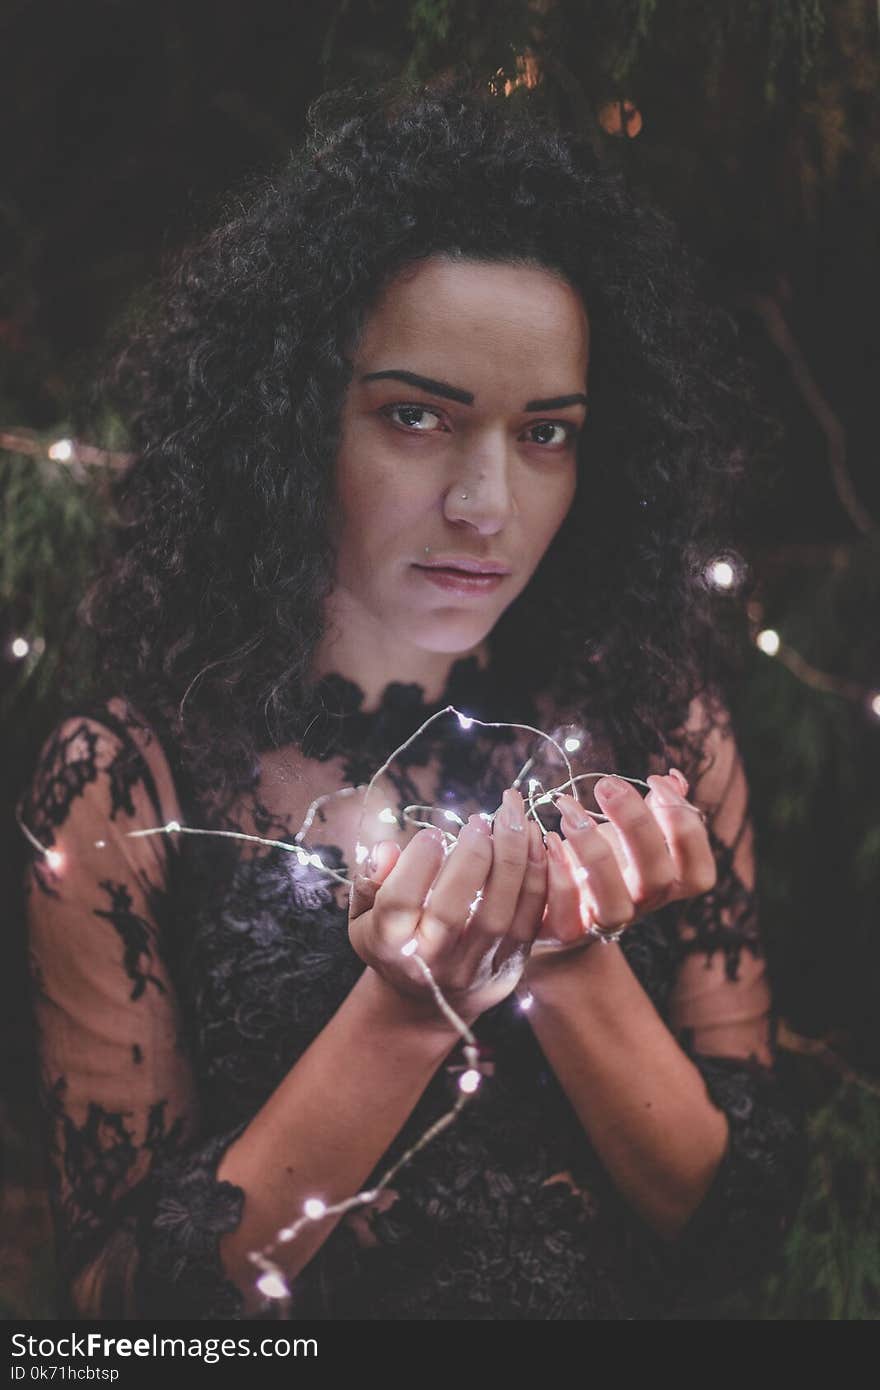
[22,696,183,847]
[668,688,745,818]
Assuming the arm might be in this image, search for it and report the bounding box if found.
[22,705,460,1319]
[522,694,806,1277]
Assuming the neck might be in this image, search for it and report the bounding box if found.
[311,595,490,714]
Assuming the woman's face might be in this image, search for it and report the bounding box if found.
[330,254,589,658]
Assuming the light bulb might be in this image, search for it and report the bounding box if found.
[304,1198,326,1220]
[757,629,780,656]
[256,1271,289,1300]
[459,1069,482,1094]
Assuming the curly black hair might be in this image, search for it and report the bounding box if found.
[82,72,777,816]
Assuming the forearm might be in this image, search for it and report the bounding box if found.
[525,943,729,1241]
[217,967,459,1312]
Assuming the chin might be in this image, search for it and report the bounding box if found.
[397,616,495,656]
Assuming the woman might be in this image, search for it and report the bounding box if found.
[20,76,806,1320]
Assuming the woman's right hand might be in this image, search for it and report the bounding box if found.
[349,787,547,1029]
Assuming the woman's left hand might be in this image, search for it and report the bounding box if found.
[523,769,718,972]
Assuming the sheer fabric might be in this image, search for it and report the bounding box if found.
[20,657,806,1319]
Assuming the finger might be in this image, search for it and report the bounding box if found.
[459,788,529,971]
[542,831,590,944]
[493,819,549,969]
[645,775,717,895]
[355,827,445,949]
[347,839,401,920]
[555,795,636,930]
[589,778,675,906]
[417,814,493,955]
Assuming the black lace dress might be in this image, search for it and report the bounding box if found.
[20,654,807,1320]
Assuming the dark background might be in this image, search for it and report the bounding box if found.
[2,0,878,1318]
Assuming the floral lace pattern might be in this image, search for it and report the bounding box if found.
[20,660,807,1320]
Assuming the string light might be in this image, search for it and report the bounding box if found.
[14,701,711,1316]
[1,428,133,472]
[703,550,747,594]
[757,628,781,656]
[10,637,29,659]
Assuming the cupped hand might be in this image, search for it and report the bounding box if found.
[349,787,548,1030]
[530,769,718,958]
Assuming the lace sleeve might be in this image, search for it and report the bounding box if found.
[20,701,247,1320]
[658,692,808,1300]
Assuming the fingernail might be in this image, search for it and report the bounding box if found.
[546,831,566,862]
[557,793,594,831]
[501,787,525,831]
[649,776,685,806]
[669,767,689,794]
[595,777,624,801]
[462,813,490,838]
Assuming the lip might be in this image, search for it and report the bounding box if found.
[412,565,508,597]
[416,557,511,576]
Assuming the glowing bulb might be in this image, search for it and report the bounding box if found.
[519,992,534,1011]
[757,629,780,656]
[709,560,734,589]
[308,853,324,869]
[444,809,460,822]
[400,938,419,957]
[45,850,64,871]
[528,779,539,794]
[378,807,398,824]
[94,839,107,849]
[869,693,880,719]
[573,865,588,884]
[11,637,29,659]
[165,820,181,834]
[563,736,581,752]
[459,1069,482,1094]
[295,848,310,865]
[48,438,73,461]
[456,712,474,730]
[304,1198,327,1220]
[256,1271,290,1300]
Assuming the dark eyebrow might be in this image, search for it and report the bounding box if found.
[361,370,473,404]
[360,369,587,413]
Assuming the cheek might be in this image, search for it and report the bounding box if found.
[334,443,433,558]
[527,470,577,552]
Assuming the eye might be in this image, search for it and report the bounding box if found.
[523,420,579,449]
[382,403,447,433]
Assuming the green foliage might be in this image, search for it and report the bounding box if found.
[0,434,114,724]
[708,1063,880,1319]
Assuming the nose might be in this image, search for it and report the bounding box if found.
[442,436,516,534]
